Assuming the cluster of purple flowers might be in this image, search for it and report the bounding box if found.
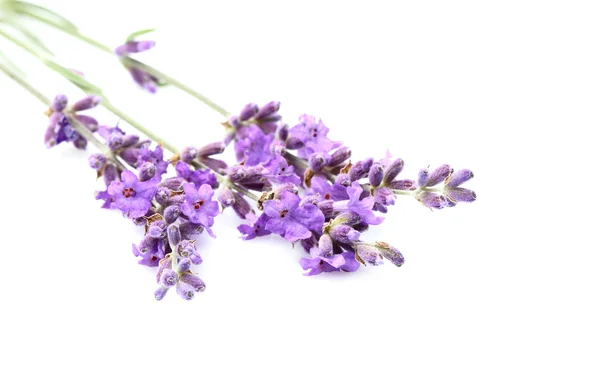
[44,94,101,149]
[44,92,476,300]
[46,94,218,301]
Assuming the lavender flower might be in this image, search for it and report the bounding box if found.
[115,39,160,93]
[289,114,341,158]
[238,213,271,240]
[107,170,158,218]
[262,191,325,242]
[181,183,219,236]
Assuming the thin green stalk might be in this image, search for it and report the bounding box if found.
[101,100,179,154]
[14,4,231,117]
[0,58,49,105]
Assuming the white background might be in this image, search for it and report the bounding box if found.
[1,0,598,391]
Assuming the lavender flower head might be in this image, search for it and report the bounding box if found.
[115,35,160,93]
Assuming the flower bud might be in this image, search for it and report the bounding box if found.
[239,103,260,121]
[446,169,474,188]
[329,225,360,244]
[167,195,185,206]
[317,200,334,217]
[356,244,383,265]
[382,158,404,184]
[88,153,107,170]
[376,242,404,267]
[198,142,225,157]
[154,286,169,301]
[179,273,206,292]
[103,164,119,187]
[167,224,182,248]
[74,114,99,131]
[228,116,241,130]
[175,258,191,274]
[181,146,198,163]
[331,212,360,227]
[148,221,167,238]
[73,137,87,150]
[155,187,171,205]
[138,162,156,181]
[232,192,253,219]
[417,168,429,187]
[108,133,124,151]
[318,234,333,257]
[155,257,172,283]
[426,164,452,187]
[300,195,319,206]
[387,179,416,190]
[115,40,155,56]
[328,147,352,167]
[189,252,203,265]
[138,235,158,254]
[218,187,235,208]
[179,221,204,238]
[445,188,476,203]
[51,94,68,112]
[309,153,328,171]
[368,163,384,187]
[255,101,280,120]
[121,134,140,148]
[286,137,304,150]
[177,240,195,257]
[277,124,289,140]
[176,282,195,300]
[349,158,374,181]
[71,95,101,112]
[417,192,448,209]
[160,269,178,287]
[164,205,181,224]
[374,187,395,206]
[159,177,185,191]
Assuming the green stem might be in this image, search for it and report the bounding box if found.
[0,59,50,105]
[122,58,230,117]
[16,5,231,117]
[100,100,179,154]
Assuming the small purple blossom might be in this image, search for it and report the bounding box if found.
[107,170,158,218]
[332,181,384,225]
[175,161,217,188]
[289,114,341,158]
[181,183,219,236]
[237,213,272,240]
[262,191,325,242]
[234,125,274,166]
[299,250,360,276]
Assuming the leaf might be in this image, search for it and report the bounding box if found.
[12,1,79,32]
[126,28,155,42]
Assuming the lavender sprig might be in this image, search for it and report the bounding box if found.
[0,12,477,301]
